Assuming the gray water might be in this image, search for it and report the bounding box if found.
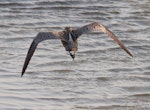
[0,0,150,110]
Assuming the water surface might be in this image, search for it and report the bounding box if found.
[0,0,150,110]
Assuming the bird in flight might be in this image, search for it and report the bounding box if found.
[21,22,133,77]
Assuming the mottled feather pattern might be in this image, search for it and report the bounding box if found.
[34,32,64,44]
[73,22,102,36]
[21,22,133,76]
[74,22,133,57]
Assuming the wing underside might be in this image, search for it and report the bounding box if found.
[74,22,133,57]
[21,31,64,77]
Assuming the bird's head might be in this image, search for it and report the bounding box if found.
[65,26,72,32]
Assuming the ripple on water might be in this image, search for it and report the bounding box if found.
[0,0,150,109]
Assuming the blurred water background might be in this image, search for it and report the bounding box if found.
[0,0,150,110]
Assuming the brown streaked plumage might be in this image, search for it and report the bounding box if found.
[21,22,133,77]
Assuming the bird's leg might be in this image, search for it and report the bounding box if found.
[69,51,75,60]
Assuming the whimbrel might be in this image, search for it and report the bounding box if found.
[21,22,133,77]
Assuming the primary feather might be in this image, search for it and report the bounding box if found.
[21,32,64,77]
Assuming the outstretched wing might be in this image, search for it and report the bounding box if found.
[73,22,133,57]
[21,31,64,77]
